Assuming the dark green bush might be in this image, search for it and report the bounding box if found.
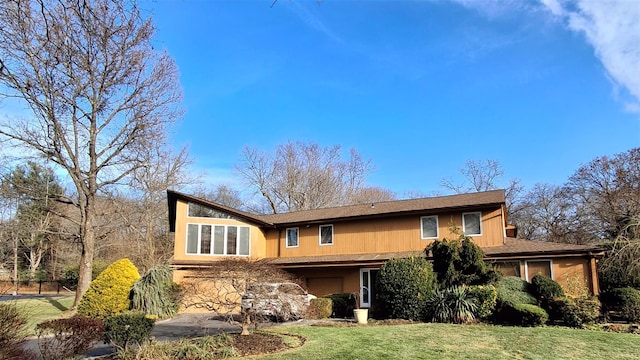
[495,276,537,306]
[78,258,141,319]
[428,236,500,288]
[468,285,497,320]
[547,296,601,327]
[376,256,436,320]
[601,287,640,323]
[531,274,565,301]
[36,317,105,360]
[326,293,351,318]
[307,298,333,319]
[497,302,548,327]
[426,286,477,324]
[130,265,180,319]
[104,311,156,351]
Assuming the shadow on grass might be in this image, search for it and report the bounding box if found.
[44,297,70,312]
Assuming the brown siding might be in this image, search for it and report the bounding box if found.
[289,267,361,297]
[268,208,504,258]
[173,200,268,262]
[551,258,594,295]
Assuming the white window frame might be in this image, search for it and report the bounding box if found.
[319,224,333,246]
[524,259,554,281]
[420,215,439,239]
[185,223,250,256]
[360,268,378,308]
[462,211,483,236]
[285,227,299,248]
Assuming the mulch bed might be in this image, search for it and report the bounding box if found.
[232,332,293,356]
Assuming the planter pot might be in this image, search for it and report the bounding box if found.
[353,309,368,324]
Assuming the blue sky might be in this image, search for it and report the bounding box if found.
[149,0,640,197]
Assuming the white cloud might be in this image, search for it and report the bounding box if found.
[542,0,640,112]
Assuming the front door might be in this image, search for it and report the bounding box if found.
[360,268,379,308]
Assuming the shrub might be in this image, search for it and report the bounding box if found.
[468,285,497,320]
[307,298,333,319]
[531,274,565,301]
[0,302,38,360]
[104,311,156,351]
[326,293,351,318]
[601,287,640,323]
[376,256,436,320]
[547,296,601,327]
[36,317,105,360]
[498,302,548,327]
[428,236,500,288]
[77,258,141,319]
[130,265,180,319]
[495,276,537,306]
[61,260,109,288]
[426,286,477,324]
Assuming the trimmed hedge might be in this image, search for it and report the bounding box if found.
[326,293,353,318]
[547,296,601,327]
[36,317,104,360]
[104,311,155,351]
[498,302,549,327]
[376,256,436,320]
[495,276,537,306]
[77,258,141,319]
[307,298,333,319]
[531,275,564,301]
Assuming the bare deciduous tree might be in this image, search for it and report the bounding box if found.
[181,259,301,335]
[441,159,524,220]
[0,0,182,306]
[236,141,377,214]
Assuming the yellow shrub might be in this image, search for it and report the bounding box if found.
[77,258,140,319]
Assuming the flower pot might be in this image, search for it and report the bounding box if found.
[353,308,368,324]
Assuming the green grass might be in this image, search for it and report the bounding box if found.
[255,323,640,360]
[12,296,75,334]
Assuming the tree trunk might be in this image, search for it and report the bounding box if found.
[73,198,96,307]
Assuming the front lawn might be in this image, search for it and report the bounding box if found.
[255,322,640,360]
[12,296,74,335]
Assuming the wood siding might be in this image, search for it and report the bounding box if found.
[173,200,267,262]
[265,208,504,258]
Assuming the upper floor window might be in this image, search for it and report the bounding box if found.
[462,212,482,236]
[286,227,299,248]
[420,215,439,239]
[319,224,333,246]
[188,202,237,219]
[186,223,250,256]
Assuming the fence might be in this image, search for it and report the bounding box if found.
[0,280,76,295]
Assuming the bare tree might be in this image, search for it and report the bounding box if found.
[441,159,524,220]
[0,0,182,306]
[181,259,302,335]
[193,184,244,209]
[237,141,377,213]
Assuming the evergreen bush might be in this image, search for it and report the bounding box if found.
[104,311,156,351]
[325,293,351,318]
[468,284,497,320]
[130,265,180,319]
[376,256,436,320]
[547,296,601,327]
[495,276,537,306]
[428,236,499,288]
[77,258,141,319]
[531,274,565,301]
[601,287,640,323]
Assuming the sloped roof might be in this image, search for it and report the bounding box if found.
[264,238,605,268]
[167,189,507,231]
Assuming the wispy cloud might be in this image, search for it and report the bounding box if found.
[285,1,344,45]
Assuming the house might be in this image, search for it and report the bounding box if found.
[167,189,604,309]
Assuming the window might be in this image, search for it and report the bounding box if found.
[188,202,237,219]
[420,215,439,239]
[462,212,482,236]
[186,223,250,256]
[525,260,553,282]
[319,224,333,245]
[286,227,299,248]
